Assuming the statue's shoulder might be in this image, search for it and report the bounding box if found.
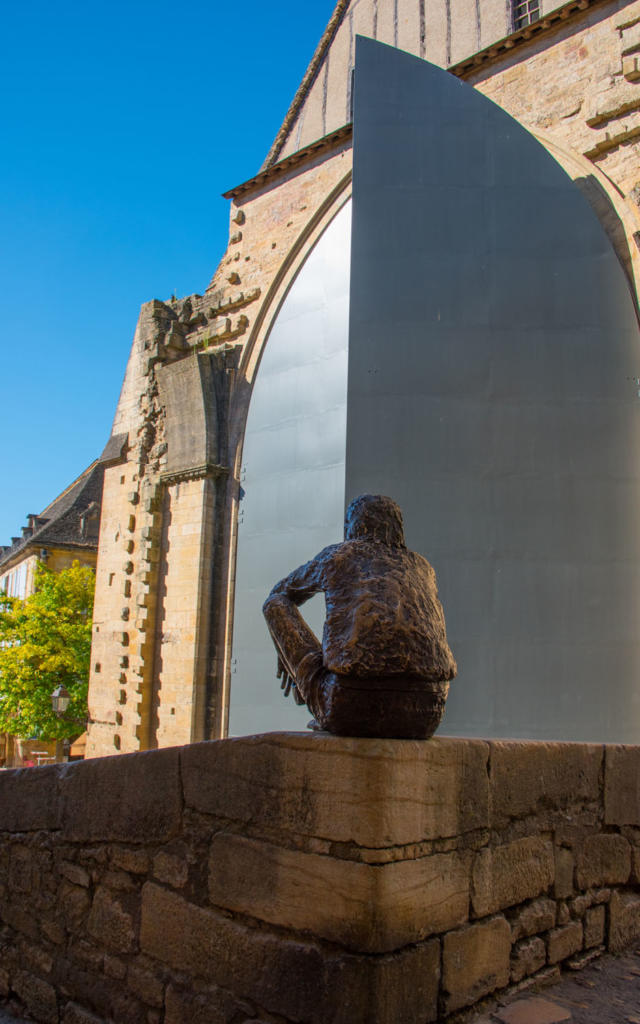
[406,548,436,578]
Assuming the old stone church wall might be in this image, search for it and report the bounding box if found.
[1,736,640,1022]
[86,0,640,756]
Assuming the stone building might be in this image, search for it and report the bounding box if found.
[86,0,640,757]
[0,461,103,600]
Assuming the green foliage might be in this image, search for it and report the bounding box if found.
[0,561,94,740]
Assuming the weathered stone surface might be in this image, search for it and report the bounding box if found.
[56,958,146,1024]
[208,832,470,952]
[494,998,571,1023]
[110,847,149,874]
[569,893,592,918]
[59,862,90,888]
[59,880,91,935]
[41,917,65,946]
[488,742,602,826]
[584,905,605,948]
[605,746,640,826]
[60,747,182,842]
[164,984,239,1024]
[443,916,511,1012]
[103,955,126,980]
[12,969,58,1024]
[511,936,546,983]
[153,851,188,888]
[472,837,554,917]
[0,764,61,832]
[63,1003,104,1024]
[547,921,583,964]
[576,834,631,888]
[510,897,557,942]
[182,733,489,847]
[127,965,164,1008]
[609,889,640,952]
[87,887,136,954]
[553,848,574,899]
[9,846,35,894]
[556,901,570,925]
[141,882,439,1023]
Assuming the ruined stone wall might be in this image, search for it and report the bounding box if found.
[1,735,640,1023]
[86,144,353,757]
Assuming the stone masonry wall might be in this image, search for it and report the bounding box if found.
[1,734,640,1023]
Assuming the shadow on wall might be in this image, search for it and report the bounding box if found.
[575,172,640,317]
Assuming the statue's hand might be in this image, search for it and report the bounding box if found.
[277,655,306,706]
[277,655,294,697]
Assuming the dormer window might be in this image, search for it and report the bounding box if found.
[513,0,540,30]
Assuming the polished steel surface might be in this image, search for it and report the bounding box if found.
[346,37,640,741]
[229,203,351,735]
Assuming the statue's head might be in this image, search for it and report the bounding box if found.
[344,494,406,547]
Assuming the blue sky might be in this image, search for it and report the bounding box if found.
[0,0,336,544]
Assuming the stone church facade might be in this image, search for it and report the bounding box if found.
[86,0,640,757]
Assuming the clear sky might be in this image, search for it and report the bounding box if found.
[0,0,337,545]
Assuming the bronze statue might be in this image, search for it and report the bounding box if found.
[263,494,456,739]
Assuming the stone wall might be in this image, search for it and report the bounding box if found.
[1,734,640,1023]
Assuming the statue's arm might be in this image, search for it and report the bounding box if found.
[264,549,332,609]
[263,547,337,703]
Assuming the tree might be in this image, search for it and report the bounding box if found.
[0,561,94,740]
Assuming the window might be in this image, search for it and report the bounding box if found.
[513,0,540,30]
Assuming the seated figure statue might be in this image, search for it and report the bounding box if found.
[263,494,457,739]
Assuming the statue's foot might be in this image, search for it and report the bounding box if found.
[307,718,323,732]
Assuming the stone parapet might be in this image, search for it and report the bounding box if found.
[0,734,639,1022]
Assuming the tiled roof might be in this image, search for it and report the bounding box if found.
[0,461,105,571]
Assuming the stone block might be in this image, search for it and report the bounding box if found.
[510,897,556,941]
[576,834,631,888]
[103,955,127,980]
[569,893,592,918]
[0,764,61,832]
[511,936,546,983]
[12,969,58,1024]
[442,916,511,1013]
[553,848,574,899]
[208,832,470,952]
[494,998,571,1023]
[87,887,136,954]
[609,889,640,952]
[547,921,583,964]
[59,862,90,888]
[584,905,605,948]
[488,742,602,826]
[59,880,91,934]
[605,746,640,825]
[556,901,570,925]
[153,851,188,888]
[60,746,182,842]
[63,1003,104,1024]
[127,964,164,1008]
[472,837,554,916]
[141,882,440,1023]
[110,847,149,875]
[9,846,35,893]
[164,984,239,1024]
[181,733,489,848]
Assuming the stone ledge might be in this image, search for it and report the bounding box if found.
[180,731,490,847]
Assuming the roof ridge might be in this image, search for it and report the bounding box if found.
[261,0,351,170]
